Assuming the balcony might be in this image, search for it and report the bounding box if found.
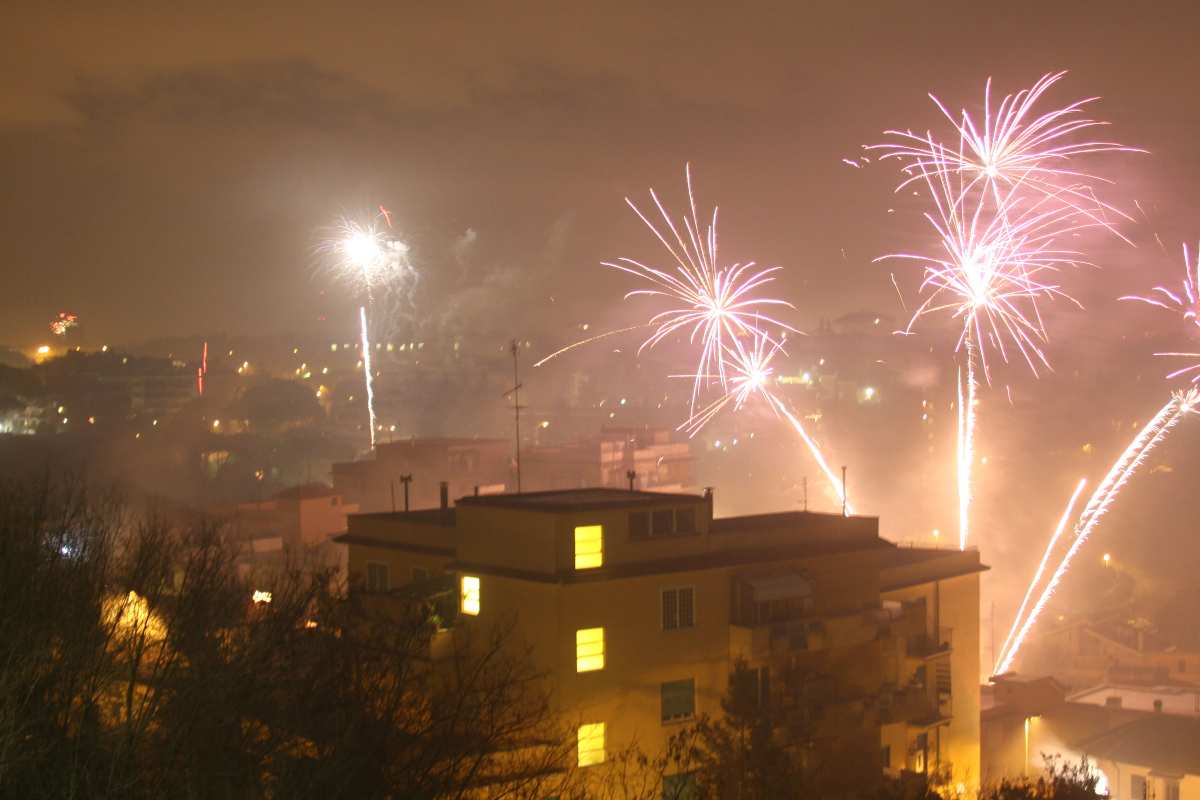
[730,619,827,661]
[880,684,952,728]
[906,627,953,660]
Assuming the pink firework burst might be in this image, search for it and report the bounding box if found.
[877,147,1094,381]
[1121,242,1200,383]
[605,165,797,412]
[872,71,1142,231]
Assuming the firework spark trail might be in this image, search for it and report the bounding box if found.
[533,324,649,368]
[772,398,853,515]
[359,306,377,447]
[994,477,1088,673]
[955,350,978,551]
[1121,243,1200,382]
[995,392,1194,675]
[871,71,1142,233]
[319,214,413,449]
[605,165,798,413]
[677,331,853,514]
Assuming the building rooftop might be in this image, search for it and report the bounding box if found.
[272,482,337,501]
[454,487,705,512]
[351,508,457,527]
[1076,715,1200,776]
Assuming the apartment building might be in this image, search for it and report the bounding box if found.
[334,487,983,792]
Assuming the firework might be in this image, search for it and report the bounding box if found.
[993,477,1087,672]
[678,330,853,514]
[879,153,1092,549]
[872,71,1141,230]
[604,165,797,412]
[1121,242,1200,382]
[320,213,413,448]
[50,312,78,336]
[995,390,1197,675]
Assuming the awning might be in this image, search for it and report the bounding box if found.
[747,574,813,602]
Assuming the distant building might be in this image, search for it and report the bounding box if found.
[983,673,1200,798]
[333,487,983,792]
[1023,615,1200,687]
[331,426,693,513]
[230,483,358,574]
[332,438,512,512]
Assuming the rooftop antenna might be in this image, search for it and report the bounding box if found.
[399,473,412,512]
[503,339,524,493]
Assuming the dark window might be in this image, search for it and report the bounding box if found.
[675,507,695,533]
[881,746,891,769]
[663,587,695,630]
[652,509,674,535]
[366,562,390,593]
[913,665,927,688]
[1131,774,1147,800]
[661,678,695,722]
[630,511,650,538]
[662,773,697,800]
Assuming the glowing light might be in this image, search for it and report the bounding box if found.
[36,345,50,355]
[212,419,220,429]
[574,525,604,570]
[252,590,272,604]
[575,627,606,672]
[577,723,606,767]
[863,386,877,400]
[460,576,480,616]
[1102,552,1111,566]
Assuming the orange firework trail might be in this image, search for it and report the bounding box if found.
[996,390,1196,675]
[533,325,649,368]
[993,476,1087,673]
[998,243,1200,672]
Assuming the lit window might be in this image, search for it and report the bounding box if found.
[574,525,603,569]
[576,627,605,672]
[577,722,605,766]
[461,575,480,616]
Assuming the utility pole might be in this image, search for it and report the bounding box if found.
[504,340,524,493]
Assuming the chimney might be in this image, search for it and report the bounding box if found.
[440,481,449,510]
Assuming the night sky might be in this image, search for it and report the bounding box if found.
[5,2,1200,351]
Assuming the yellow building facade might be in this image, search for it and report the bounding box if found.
[335,488,984,793]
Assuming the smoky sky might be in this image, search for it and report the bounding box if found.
[4,1,1200,351]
